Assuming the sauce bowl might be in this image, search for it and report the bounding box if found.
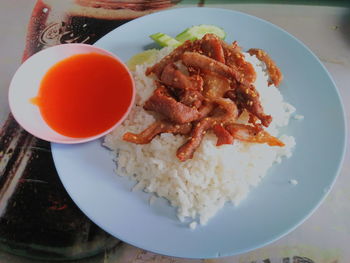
[8,44,135,144]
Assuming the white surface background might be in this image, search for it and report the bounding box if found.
[0,2,349,262]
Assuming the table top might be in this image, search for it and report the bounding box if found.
[0,1,349,262]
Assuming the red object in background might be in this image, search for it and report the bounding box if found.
[0,0,180,260]
[23,0,181,60]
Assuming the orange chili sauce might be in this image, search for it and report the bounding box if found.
[33,53,133,138]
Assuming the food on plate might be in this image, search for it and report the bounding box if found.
[32,53,133,138]
[248,48,283,86]
[123,33,282,161]
[104,26,297,227]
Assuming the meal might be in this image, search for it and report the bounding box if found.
[104,25,298,228]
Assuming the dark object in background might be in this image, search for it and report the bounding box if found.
[0,0,180,260]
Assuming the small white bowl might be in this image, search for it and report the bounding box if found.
[8,44,135,144]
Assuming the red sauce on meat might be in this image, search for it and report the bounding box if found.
[33,53,133,138]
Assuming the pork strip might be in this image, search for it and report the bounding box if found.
[200,33,226,63]
[176,98,238,161]
[248,48,283,86]
[176,118,214,162]
[202,72,232,99]
[146,40,199,78]
[225,85,272,127]
[178,89,204,108]
[160,63,203,91]
[212,98,239,124]
[182,52,251,87]
[225,123,284,146]
[217,40,256,84]
[197,100,215,119]
[213,124,234,146]
[123,121,192,144]
[143,83,201,124]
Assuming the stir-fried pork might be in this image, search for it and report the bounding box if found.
[221,40,256,83]
[225,123,284,146]
[182,52,251,87]
[202,72,231,99]
[123,121,192,144]
[213,124,234,146]
[225,85,272,127]
[146,40,201,78]
[176,98,238,160]
[201,34,226,63]
[160,63,203,91]
[248,48,283,87]
[143,83,201,124]
[176,117,214,161]
[124,34,284,161]
[178,89,204,108]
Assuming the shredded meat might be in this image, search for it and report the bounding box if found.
[248,48,283,86]
[124,34,285,161]
[176,118,214,161]
[212,98,239,124]
[160,63,203,91]
[146,40,202,78]
[143,83,201,124]
[213,124,234,146]
[225,85,272,127]
[178,89,204,108]
[123,121,192,144]
[197,100,215,119]
[201,34,226,63]
[201,34,256,83]
[225,123,284,146]
[176,98,238,161]
[182,52,251,87]
[146,40,194,78]
[202,72,231,99]
[221,41,256,84]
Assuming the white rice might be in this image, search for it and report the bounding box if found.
[289,179,299,185]
[104,48,296,226]
[189,221,198,230]
[294,114,304,120]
